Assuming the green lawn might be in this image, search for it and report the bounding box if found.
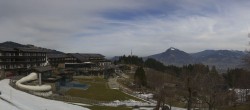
[85,105,132,110]
[65,77,141,102]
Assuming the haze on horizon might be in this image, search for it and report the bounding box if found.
[0,0,249,57]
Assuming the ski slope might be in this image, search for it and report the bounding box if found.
[0,79,89,110]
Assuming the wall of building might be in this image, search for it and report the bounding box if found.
[0,49,47,70]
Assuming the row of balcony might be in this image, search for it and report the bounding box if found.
[0,56,46,58]
[0,53,46,57]
[0,61,46,64]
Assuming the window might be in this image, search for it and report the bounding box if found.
[6,59,11,62]
[6,53,11,56]
[19,53,23,56]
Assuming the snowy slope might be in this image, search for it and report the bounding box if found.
[0,98,20,110]
[0,79,89,110]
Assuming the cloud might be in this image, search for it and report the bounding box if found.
[0,0,249,57]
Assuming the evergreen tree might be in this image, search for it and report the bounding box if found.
[116,55,144,66]
[144,58,166,72]
[134,66,147,87]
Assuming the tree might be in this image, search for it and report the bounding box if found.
[197,67,224,110]
[134,66,147,88]
[243,33,250,66]
[116,55,144,66]
[179,65,199,110]
[223,68,250,104]
[155,86,175,110]
[179,64,210,110]
[144,58,166,72]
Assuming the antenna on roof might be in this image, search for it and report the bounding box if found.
[130,49,133,56]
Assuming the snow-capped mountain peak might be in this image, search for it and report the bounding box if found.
[166,47,178,52]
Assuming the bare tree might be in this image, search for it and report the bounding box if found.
[179,69,200,110]
[243,32,250,74]
[155,84,177,110]
[197,73,223,110]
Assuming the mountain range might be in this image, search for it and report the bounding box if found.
[0,41,247,72]
[147,47,247,72]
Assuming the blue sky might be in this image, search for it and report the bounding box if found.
[0,0,249,57]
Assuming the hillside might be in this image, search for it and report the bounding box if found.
[146,47,247,72]
[0,41,64,54]
[192,50,246,71]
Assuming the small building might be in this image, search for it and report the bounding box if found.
[32,66,53,80]
[57,69,74,86]
[31,66,61,92]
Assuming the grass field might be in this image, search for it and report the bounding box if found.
[65,77,141,102]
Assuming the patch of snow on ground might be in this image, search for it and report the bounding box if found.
[102,99,185,110]
[102,99,155,107]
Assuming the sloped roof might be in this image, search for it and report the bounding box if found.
[16,47,46,52]
[47,53,67,58]
[33,66,52,72]
[78,53,104,58]
[67,53,105,62]
[68,53,88,62]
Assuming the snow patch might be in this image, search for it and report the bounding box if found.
[170,48,175,50]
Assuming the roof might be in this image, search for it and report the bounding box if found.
[47,53,67,58]
[16,47,46,53]
[78,53,105,58]
[33,66,52,72]
[67,53,105,62]
[68,53,88,62]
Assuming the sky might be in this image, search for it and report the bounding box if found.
[0,0,250,57]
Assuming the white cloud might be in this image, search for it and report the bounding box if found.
[0,0,249,57]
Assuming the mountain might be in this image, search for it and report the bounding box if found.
[147,47,194,66]
[0,41,29,48]
[146,47,247,72]
[191,50,246,71]
[0,41,64,54]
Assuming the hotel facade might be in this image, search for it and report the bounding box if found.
[0,47,47,70]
